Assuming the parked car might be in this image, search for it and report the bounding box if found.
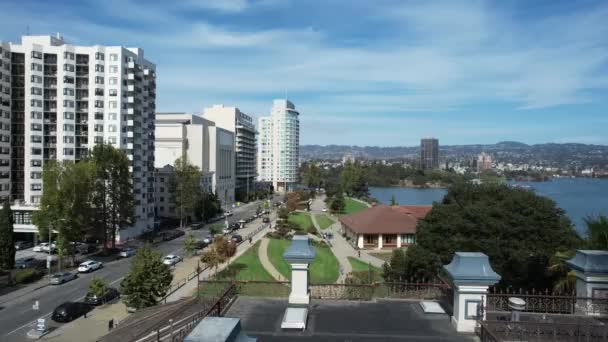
[50,272,77,285]
[14,257,37,269]
[194,240,208,249]
[118,248,136,258]
[33,242,49,252]
[231,235,243,243]
[75,243,97,254]
[78,260,103,273]
[52,302,93,322]
[203,235,214,244]
[42,242,57,253]
[190,223,203,230]
[163,254,182,266]
[322,208,328,212]
[14,241,34,250]
[262,217,270,223]
[84,287,120,306]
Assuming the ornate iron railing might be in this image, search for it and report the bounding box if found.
[479,320,608,342]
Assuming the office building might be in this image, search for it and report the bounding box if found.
[203,105,256,202]
[257,99,300,192]
[477,152,493,172]
[2,35,156,241]
[420,137,439,169]
[154,113,235,209]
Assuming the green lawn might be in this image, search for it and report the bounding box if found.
[343,198,369,215]
[315,214,334,230]
[348,257,383,282]
[369,252,394,263]
[288,212,314,231]
[213,241,275,281]
[267,238,340,283]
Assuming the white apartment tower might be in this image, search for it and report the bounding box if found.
[257,99,300,192]
[203,105,256,201]
[154,113,235,209]
[1,35,156,240]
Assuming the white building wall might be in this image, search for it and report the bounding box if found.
[0,42,11,202]
[3,35,157,241]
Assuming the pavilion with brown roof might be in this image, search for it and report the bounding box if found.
[339,205,432,249]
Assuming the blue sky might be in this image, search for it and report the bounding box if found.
[1,0,607,146]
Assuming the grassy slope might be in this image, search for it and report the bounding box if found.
[348,256,383,282]
[214,241,274,281]
[267,238,340,283]
[288,212,314,231]
[343,198,369,215]
[315,214,334,229]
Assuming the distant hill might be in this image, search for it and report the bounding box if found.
[300,142,608,169]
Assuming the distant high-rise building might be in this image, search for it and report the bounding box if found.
[1,34,156,241]
[477,152,493,172]
[420,138,439,169]
[203,105,256,202]
[342,153,355,165]
[257,99,300,192]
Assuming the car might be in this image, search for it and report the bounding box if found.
[322,208,328,212]
[190,223,203,230]
[262,217,270,223]
[78,260,103,273]
[84,288,120,306]
[42,242,57,253]
[75,243,97,254]
[231,235,243,243]
[194,240,208,249]
[33,242,49,252]
[14,241,34,250]
[203,235,214,244]
[52,302,93,322]
[163,254,182,266]
[50,272,77,285]
[14,257,37,269]
[224,210,233,217]
[118,247,136,258]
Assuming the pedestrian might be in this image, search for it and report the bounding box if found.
[249,237,252,244]
[358,249,361,258]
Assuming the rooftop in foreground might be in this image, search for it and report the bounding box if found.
[224,297,475,341]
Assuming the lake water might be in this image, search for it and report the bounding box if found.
[370,178,608,236]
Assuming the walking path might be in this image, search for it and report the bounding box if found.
[310,202,352,283]
[257,238,284,281]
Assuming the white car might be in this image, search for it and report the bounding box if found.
[224,210,233,217]
[322,208,328,212]
[33,243,49,252]
[78,260,103,273]
[163,255,182,266]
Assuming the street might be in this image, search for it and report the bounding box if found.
[0,198,274,342]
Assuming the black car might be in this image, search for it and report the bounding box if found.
[191,223,203,230]
[262,217,270,223]
[51,302,93,322]
[84,288,120,306]
[231,234,243,243]
[194,240,209,249]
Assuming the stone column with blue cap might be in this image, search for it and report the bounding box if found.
[566,250,608,315]
[443,252,501,333]
[283,235,316,305]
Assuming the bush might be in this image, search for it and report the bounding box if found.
[15,269,43,284]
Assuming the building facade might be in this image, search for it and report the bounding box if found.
[154,113,235,209]
[203,105,256,201]
[2,35,156,241]
[257,99,300,193]
[477,152,493,172]
[420,137,439,169]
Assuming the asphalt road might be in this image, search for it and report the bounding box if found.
[0,197,276,342]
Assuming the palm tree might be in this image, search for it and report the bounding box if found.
[585,215,608,250]
[547,250,576,294]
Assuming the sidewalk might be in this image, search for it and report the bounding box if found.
[257,238,284,281]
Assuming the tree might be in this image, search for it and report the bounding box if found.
[285,192,301,212]
[91,144,133,250]
[184,232,197,257]
[201,245,228,277]
[410,183,581,289]
[547,250,577,293]
[89,277,110,298]
[389,194,398,206]
[340,161,368,198]
[168,156,203,229]
[0,201,15,270]
[330,192,345,214]
[121,245,173,310]
[382,249,407,282]
[303,163,323,189]
[584,215,608,250]
[33,161,95,266]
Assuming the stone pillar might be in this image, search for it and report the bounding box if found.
[443,252,501,333]
[377,234,383,249]
[357,235,364,249]
[566,250,608,315]
[396,235,402,248]
[283,235,316,305]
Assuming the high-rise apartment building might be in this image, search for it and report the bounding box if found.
[1,35,156,241]
[420,137,439,169]
[203,105,256,201]
[154,113,235,209]
[477,152,493,172]
[257,99,300,192]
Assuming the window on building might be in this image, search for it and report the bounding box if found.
[109,77,118,85]
[63,100,74,108]
[94,136,104,144]
[108,124,117,132]
[109,65,118,73]
[31,51,43,59]
[31,123,42,131]
[108,136,117,144]
[63,136,74,144]
[63,64,75,72]
[94,112,103,120]
[63,124,74,132]
[109,89,117,96]
[94,124,103,132]
[109,101,117,109]
[30,135,42,143]
[109,113,117,120]
[94,100,103,108]
[95,76,104,84]
[31,111,42,119]
[95,52,104,61]
[95,64,104,72]
[30,75,42,83]
[64,76,74,84]
[31,172,42,179]
[63,112,74,120]
[63,148,74,156]
[64,52,74,60]
[63,88,74,96]
[110,53,118,62]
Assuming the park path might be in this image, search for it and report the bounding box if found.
[258,238,285,281]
